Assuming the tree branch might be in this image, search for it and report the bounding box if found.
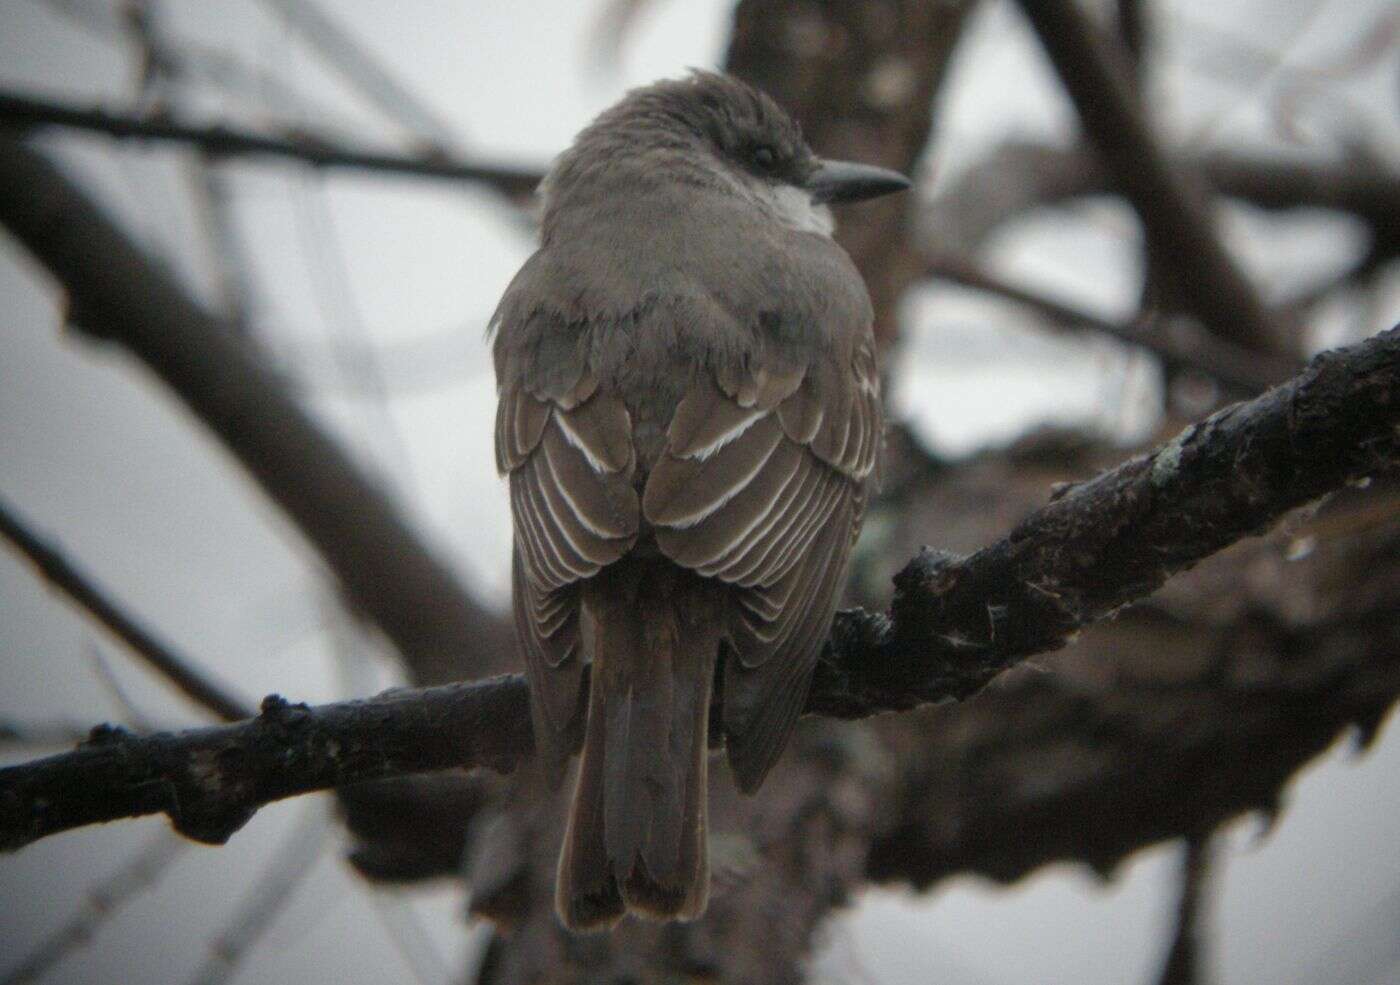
[923,252,1297,393]
[0,92,543,197]
[811,323,1400,717]
[251,0,462,152]
[859,558,1400,891]
[3,325,1396,852]
[1200,155,1400,257]
[0,685,531,851]
[0,495,254,722]
[1155,835,1215,985]
[923,141,1400,260]
[1014,1,1283,352]
[0,131,508,686]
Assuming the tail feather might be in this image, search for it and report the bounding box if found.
[556,668,624,930]
[556,566,718,931]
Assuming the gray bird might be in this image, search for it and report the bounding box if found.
[492,71,909,931]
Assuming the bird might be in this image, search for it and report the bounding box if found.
[491,70,909,932]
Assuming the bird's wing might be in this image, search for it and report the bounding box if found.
[643,338,881,791]
[496,369,640,775]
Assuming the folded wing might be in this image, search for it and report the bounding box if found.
[497,372,640,777]
[644,341,880,791]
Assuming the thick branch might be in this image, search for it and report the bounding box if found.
[3,326,1396,852]
[0,92,543,197]
[811,324,1400,717]
[864,581,1400,889]
[1014,1,1282,352]
[0,131,504,685]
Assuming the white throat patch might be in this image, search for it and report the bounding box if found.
[763,183,836,236]
[713,167,838,237]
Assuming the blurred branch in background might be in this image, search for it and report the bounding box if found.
[1178,5,1398,152]
[0,830,188,985]
[1013,0,1284,353]
[184,803,330,985]
[30,0,381,142]
[3,322,1396,851]
[1116,0,1150,74]
[0,92,544,199]
[922,252,1295,393]
[1153,835,1215,985]
[920,142,1399,284]
[251,0,461,153]
[0,131,512,688]
[120,0,259,333]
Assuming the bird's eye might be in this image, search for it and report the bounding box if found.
[751,145,778,170]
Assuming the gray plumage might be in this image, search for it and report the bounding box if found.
[491,71,905,932]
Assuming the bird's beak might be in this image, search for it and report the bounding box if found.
[806,159,911,205]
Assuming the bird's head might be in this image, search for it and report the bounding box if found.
[541,71,910,238]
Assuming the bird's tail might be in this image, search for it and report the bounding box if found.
[556,567,719,932]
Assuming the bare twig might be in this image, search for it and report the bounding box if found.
[0,92,543,196]
[290,175,416,488]
[185,804,330,985]
[0,132,509,687]
[119,3,256,333]
[3,325,1396,851]
[83,640,159,731]
[1154,835,1216,985]
[252,0,460,152]
[0,685,531,849]
[923,253,1297,392]
[368,892,453,985]
[31,0,371,139]
[0,496,253,722]
[183,156,256,331]
[1013,3,1286,350]
[0,831,187,985]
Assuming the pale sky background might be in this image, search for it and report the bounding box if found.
[1,1,1398,983]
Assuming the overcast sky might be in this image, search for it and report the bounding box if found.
[1,2,1398,983]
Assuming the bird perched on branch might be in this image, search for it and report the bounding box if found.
[492,71,908,931]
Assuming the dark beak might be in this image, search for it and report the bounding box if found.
[806,159,911,205]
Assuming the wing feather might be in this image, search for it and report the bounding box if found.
[540,425,638,543]
[724,496,855,792]
[667,377,768,460]
[497,378,639,781]
[655,439,804,571]
[644,343,881,792]
[554,387,633,473]
[495,389,551,473]
[701,448,814,585]
[643,414,784,528]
